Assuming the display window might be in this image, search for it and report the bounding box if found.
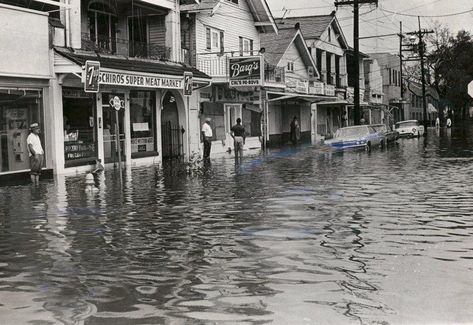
[62,88,97,167]
[243,105,262,137]
[130,91,157,158]
[0,88,43,173]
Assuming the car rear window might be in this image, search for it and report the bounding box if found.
[395,121,418,128]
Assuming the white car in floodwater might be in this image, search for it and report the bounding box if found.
[394,120,425,137]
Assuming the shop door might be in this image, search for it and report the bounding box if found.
[161,92,183,159]
[102,93,126,164]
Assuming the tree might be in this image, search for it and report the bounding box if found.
[427,25,473,120]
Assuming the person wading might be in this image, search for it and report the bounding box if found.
[201,117,213,161]
[230,118,246,163]
[290,116,301,145]
[27,123,44,185]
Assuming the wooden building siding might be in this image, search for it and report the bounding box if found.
[278,42,310,81]
[195,0,261,55]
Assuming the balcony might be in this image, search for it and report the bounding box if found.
[264,64,285,85]
[197,54,229,82]
[81,33,171,60]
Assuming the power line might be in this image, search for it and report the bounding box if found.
[379,7,473,18]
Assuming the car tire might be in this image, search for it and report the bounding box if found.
[365,142,371,152]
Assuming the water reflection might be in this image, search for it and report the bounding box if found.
[1,128,473,324]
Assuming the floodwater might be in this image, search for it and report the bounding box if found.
[1,127,473,325]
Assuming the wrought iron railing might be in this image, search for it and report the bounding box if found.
[81,33,171,60]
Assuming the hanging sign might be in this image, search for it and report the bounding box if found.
[84,61,100,93]
[99,71,183,89]
[109,96,124,111]
[228,56,262,87]
[183,71,193,96]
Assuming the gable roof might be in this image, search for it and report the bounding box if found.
[260,28,319,78]
[180,0,277,33]
[275,13,349,49]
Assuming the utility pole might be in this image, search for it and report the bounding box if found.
[335,0,378,125]
[399,21,404,100]
[406,18,433,132]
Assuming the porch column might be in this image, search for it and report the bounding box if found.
[48,77,65,175]
[156,90,163,161]
[96,93,104,163]
[311,103,318,144]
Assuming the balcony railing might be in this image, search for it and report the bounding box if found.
[81,33,171,60]
[197,54,228,78]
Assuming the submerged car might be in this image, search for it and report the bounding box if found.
[394,120,425,137]
[371,124,399,146]
[324,125,383,151]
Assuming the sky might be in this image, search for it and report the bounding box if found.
[266,0,473,54]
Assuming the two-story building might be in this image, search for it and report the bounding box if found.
[0,3,55,180]
[276,13,350,140]
[362,57,385,124]
[180,0,277,156]
[406,81,439,125]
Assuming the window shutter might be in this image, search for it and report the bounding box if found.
[206,28,211,50]
[239,36,243,56]
[250,39,253,55]
[220,30,224,54]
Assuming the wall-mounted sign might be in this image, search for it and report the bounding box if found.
[228,56,262,87]
[325,84,335,96]
[99,71,183,89]
[84,61,100,93]
[309,82,325,95]
[109,96,124,111]
[183,71,193,96]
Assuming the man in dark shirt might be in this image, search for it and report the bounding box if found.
[230,118,246,163]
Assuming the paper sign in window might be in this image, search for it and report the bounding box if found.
[132,123,149,132]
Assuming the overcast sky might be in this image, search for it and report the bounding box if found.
[266,0,473,54]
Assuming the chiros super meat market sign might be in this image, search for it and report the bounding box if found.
[99,71,183,89]
[228,56,262,87]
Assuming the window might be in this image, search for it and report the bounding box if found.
[130,91,156,158]
[88,3,117,53]
[243,105,262,137]
[239,37,253,56]
[388,68,392,85]
[328,27,332,42]
[0,89,44,173]
[287,61,294,72]
[206,27,224,53]
[62,88,97,167]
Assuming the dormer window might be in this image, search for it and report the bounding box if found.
[328,27,332,42]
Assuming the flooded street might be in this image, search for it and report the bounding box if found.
[1,127,473,325]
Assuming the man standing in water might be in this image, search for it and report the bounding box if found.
[201,117,213,161]
[230,118,246,163]
[27,123,44,185]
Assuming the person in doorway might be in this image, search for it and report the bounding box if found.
[435,116,440,128]
[27,123,44,185]
[201,117,213,161]
[290,116,301,145]
[446,116,452,128]
[230,118,246,163]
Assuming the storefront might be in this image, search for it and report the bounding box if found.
[52,48,209,174]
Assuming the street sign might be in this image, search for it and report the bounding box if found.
[468,80,473,98]
[183,71,193,96]
[84,60,100,93]
[109,96,124,111]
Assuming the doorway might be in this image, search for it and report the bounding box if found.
[102,93,126,164]
[161,92,183,159]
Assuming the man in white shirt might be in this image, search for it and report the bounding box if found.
[27,123,44,185]
[201,117,213,161]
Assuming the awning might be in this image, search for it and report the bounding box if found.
[266,91,338,103]
[428,103,437,113]
[53,48,211,88]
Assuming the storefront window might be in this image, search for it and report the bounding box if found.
[62,88,97,167]
[0,89,43,173]
[130,91,156,158]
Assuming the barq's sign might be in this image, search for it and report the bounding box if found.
[228,56,262,87]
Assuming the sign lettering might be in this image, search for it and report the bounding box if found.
[84,61,100,93]
[99,72,183,89]
[228,56,262,87]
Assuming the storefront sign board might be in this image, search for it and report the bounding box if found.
[309,82,325,95]
[228,56,262,87]
[183,72,193,96]
[99,71,183,89]
[325,85,335,96]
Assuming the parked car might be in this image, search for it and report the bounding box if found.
[371,124,399,147]
[324,125,384,151]
[394,120,425,137]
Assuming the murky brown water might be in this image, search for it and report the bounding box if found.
[1,127,473,324]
